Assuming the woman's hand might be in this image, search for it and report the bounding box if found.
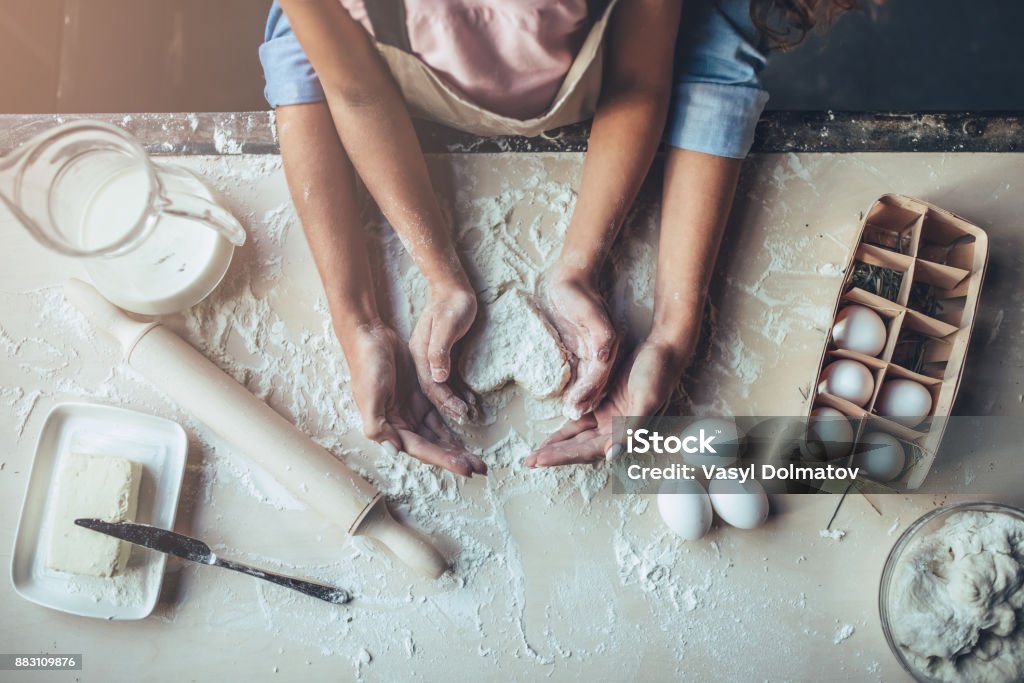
[409,284,479,423]
[525,337,686,467]
[345,319,487,477]
[544,269,620,419]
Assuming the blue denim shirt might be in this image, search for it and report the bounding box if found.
[665,0,770,158]
[260,0,768,159]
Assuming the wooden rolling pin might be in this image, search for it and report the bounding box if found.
[64,278,447,580]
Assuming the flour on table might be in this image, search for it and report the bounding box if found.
[832,624,855,644]
[1,153,835,675]
[461,289,570,399]
[63,561,148,608]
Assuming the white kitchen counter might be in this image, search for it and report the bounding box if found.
[2,129,1023,682]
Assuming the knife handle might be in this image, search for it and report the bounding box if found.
[214,558,352,604]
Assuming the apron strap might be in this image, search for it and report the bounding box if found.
[364,0,412,53]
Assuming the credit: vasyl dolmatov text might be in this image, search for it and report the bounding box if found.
[624,463,860,483]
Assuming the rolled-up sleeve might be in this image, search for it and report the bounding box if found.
[259,2,326,108]
[664,0,770,159]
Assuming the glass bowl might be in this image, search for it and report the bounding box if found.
[879,501,1024,682]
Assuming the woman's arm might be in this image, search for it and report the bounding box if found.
[649,148,741,361]
[530,0,768,467]
[547,0,683,418]
[278,102,486,477]
[278,0,477,421]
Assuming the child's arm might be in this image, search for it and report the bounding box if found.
[278,102,486,477]
[547,0,683,418]
[278,0,478,422]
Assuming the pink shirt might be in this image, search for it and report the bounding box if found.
[340,0,594,119]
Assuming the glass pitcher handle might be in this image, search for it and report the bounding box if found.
[161,195,247,247]
[154,165,247,247]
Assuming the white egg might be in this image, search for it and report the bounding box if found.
[832,305,887,357]
[875,379,932,428]
[708,478,769,530]
[818,360,875,406]
[681,417,743,469]
[657,479,713,540]
[801,407,854,460]
[853,431,906,482]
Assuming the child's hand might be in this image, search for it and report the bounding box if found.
[409,284,479,423]
[346,319,487,477]
[544,270,620,419]
[525,337,685,467]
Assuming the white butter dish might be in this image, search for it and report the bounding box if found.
[11,402,188,620]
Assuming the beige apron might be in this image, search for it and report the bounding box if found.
[373,0,621,137]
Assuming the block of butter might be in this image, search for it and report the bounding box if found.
[46,454,142,577]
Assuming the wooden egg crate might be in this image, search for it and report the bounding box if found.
[810,194,989,490]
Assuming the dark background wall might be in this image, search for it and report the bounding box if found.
[1,0,1021,114]
[762,0,1024,111]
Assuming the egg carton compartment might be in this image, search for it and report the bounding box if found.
[868,363,940,433]
[860,195,923,255]
[811,413,925,495]
[815,391,871,418]
[890,314,958,378]
[800,410,860,491]
[832,292,904,360]
[845,244,915,305]
[815,352,888,417]
[846,419,928,490]
[841,287,905,317]
[825,347,888,373]
[917,207,980,267]
[850,413,955,493]
[906,258,970,322]
[807,404,864,457]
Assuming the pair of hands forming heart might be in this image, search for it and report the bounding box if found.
[344,277,685,477]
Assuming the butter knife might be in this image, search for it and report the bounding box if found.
[75,519,351,604]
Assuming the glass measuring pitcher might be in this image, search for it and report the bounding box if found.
[0,120,246,315]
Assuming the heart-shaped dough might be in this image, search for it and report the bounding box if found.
[461,289,570,398]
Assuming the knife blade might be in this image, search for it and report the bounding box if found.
[75,519,351,604]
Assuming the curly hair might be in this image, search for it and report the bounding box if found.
[750,0,872,49]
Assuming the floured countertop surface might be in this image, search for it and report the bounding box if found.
[3,150,1024,681]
